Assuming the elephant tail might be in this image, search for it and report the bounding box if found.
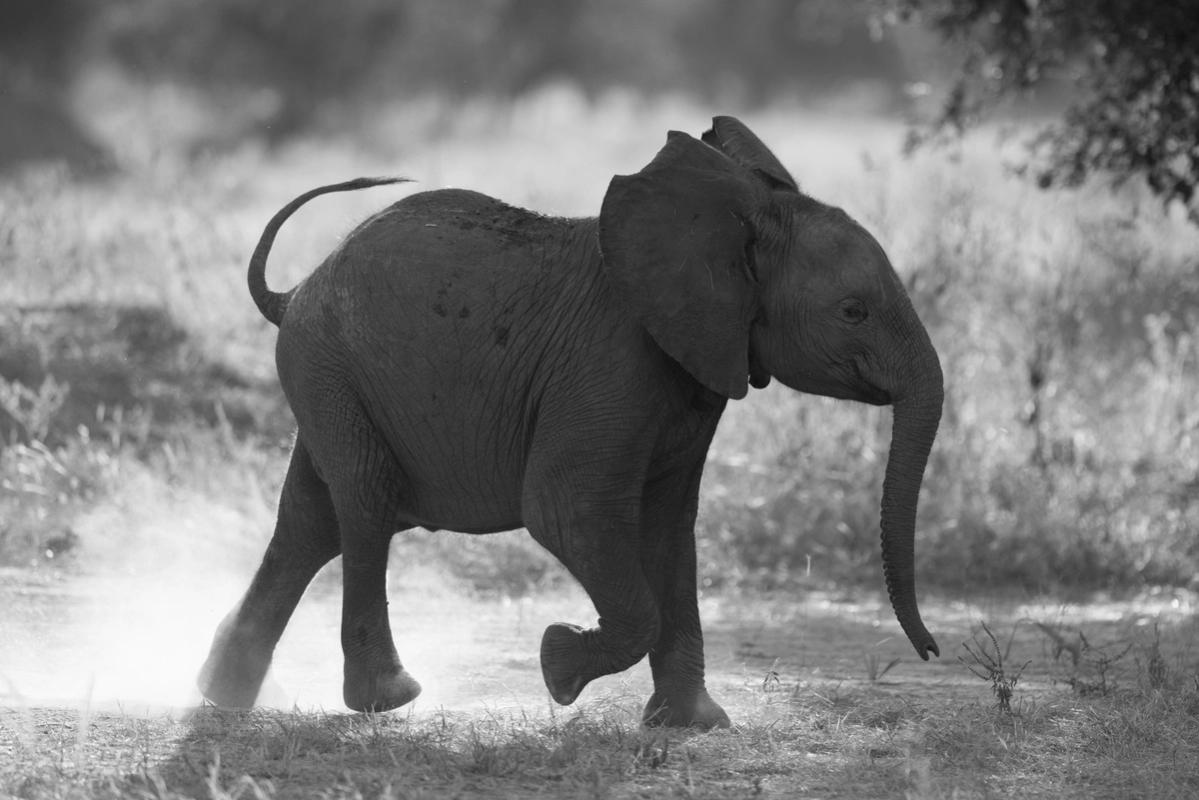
[248,176,410,326]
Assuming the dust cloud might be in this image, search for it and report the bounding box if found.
[0,482,599,718]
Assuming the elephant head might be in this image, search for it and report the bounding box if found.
[598,117,943,659]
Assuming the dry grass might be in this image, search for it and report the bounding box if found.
[5,650,1199,799]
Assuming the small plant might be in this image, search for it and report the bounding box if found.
[1143,622,1170,691]
[1074,641,1134,697]
[863,650,901,683]
[761,662,782,693]
[1031,621,1084,668]
[959,622,1030,712]
[1036,622,1134,697]
[0,374,69,444]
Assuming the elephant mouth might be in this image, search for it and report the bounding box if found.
[859,384,892,406]
[782,360,892,406]
[850,362,892,406]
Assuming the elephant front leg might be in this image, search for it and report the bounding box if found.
[641,569,728,730]
[639,465,730,730]
[535,540,661,706]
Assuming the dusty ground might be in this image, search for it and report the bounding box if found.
[3,561,1199,798]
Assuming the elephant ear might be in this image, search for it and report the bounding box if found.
[702,116,798,192]
[599,131,764,400]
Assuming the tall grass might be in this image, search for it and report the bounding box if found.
[2,84,1196,594]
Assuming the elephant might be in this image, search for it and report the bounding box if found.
[197,116,943,729]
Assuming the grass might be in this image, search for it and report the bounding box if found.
[5,632,1199,799]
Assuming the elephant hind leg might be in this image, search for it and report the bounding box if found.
[335,516,421,713]
[317,406,421,713]
[198,440,340,708]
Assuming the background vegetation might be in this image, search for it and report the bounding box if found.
[891,0,1199,222]
[2,0,1197,599]
[4,5,1199,798]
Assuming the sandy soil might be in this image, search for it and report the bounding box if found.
[3,562,1195,720]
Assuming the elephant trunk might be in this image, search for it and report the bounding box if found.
[879,347,943,660]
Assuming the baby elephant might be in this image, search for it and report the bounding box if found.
[198,116,942,728]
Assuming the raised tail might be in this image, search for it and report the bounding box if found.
[248,177,410,326]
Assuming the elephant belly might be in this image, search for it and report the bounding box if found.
[373,400,530,534]
[319,312,536,534]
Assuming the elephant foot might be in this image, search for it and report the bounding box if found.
[642,689,731,730]
[196,624,271,708]
[343,664,422,713]
[197,655,267,708]
[540,622,596,705]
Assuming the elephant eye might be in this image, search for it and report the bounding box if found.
[839,298,868,325]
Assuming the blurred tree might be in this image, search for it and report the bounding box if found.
[106,0,410,140]
[0,0,93,87]
[0,0,919,164]
[103,0,908,116]
[679,0,909,105]
[884,0,1199,222]
[0,0,111,174]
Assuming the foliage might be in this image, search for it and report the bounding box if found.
[0,0,92,87]
[886,0,1199,222]
[1,0,912,152]
[2,95,1198,593]
[100,0,907,105]
[0,435,115,564]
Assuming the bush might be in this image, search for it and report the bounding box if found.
[891,0,1199,222]
[5,99,1197,595]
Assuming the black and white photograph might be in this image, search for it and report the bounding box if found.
[2,1,1198,797]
